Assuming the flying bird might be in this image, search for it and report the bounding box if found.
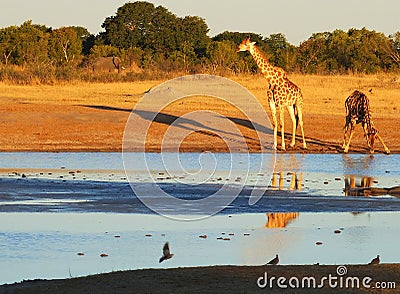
[368,255,380,265]
[159,242,174,263]
[267,254,279,265]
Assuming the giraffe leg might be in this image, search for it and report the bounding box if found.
[342,127,348,150]
[343,125,355,153]
[375,134,390,154]
[296,106,307,149]
[269,99,278,150]
[362,124,374,154]
[279,108,286,151]
[342,115,351,150]
[286,106,296,148]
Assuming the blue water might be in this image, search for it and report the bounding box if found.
[1,153,400,284]
[0,153,399,214]
[0,152,397,176]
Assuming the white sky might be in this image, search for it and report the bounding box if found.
[1,0,399,45]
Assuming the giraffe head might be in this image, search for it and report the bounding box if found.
[237,36,256,52]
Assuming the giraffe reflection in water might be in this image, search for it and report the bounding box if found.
[265,212,299,228]
[271,171,303,191]
[344,175,373,196]
[344,175,400,197]
[271,154,304,191]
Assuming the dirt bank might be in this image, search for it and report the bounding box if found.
[1,264,399,293]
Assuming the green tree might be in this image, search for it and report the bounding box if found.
[14,20,50,66]
[206,40,242,72]
[263,33,296,71]
[0,25,19,65]
[102,2,178,51]
[69,26,93,55]
[213,32,264,72]
[213,31,263,46]
[179,16,210,58]
[101,1,210,71]
[387,32,400,67]
[325,30,350,72]
[168,41,196,71]
[297,32,329,73]
[347,28,391,73]
[48,27,82,65]
[89,45,120,58]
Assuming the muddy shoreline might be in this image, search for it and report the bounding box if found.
[1,265,399,293]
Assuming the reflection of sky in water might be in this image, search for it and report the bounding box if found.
[0,153,399,195]
[0,152,400,176]
[0,152,397,175]
[0,212,399,284]
[0,153,399,284]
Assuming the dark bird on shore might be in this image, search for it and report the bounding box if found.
[368,255,380,265]
[159,242,174,263]
[267,254,279,265]
[369,88,373,93]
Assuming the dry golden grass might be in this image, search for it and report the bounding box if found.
[0,81,161,108]
[232,73,400,118]
[1,74,399,114]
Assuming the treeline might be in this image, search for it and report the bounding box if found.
[1,1,400,83]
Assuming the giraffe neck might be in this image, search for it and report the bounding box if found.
[248,45,279,79]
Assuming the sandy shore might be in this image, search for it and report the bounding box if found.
[1,265,399,293]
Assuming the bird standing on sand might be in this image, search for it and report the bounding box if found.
[368,255,380,265]
[159,242,174,263]
[267,254,279,265]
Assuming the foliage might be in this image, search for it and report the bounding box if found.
[388,32,400,67]
[298,28,395,74]
[101,2,209,57]
[48,27,83,65]
[0,1,400,84]
[14,21,50,66]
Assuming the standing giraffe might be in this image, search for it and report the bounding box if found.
[342,90,390,154]
[237,36,307,151]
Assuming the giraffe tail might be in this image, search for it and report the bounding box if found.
[294,104,299,130]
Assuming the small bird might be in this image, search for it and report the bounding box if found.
[368,255,380,265]
[159,242,174,263]
[267,254,279,265]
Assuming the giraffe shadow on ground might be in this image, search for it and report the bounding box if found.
[80,104,378,153]
[228,115,343,152]
[80,104,274,134]
[226,117,274,135]
[80,105,132,113]
[294,134,342,151]
[285,133,365,153]
[131,110,264,145]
